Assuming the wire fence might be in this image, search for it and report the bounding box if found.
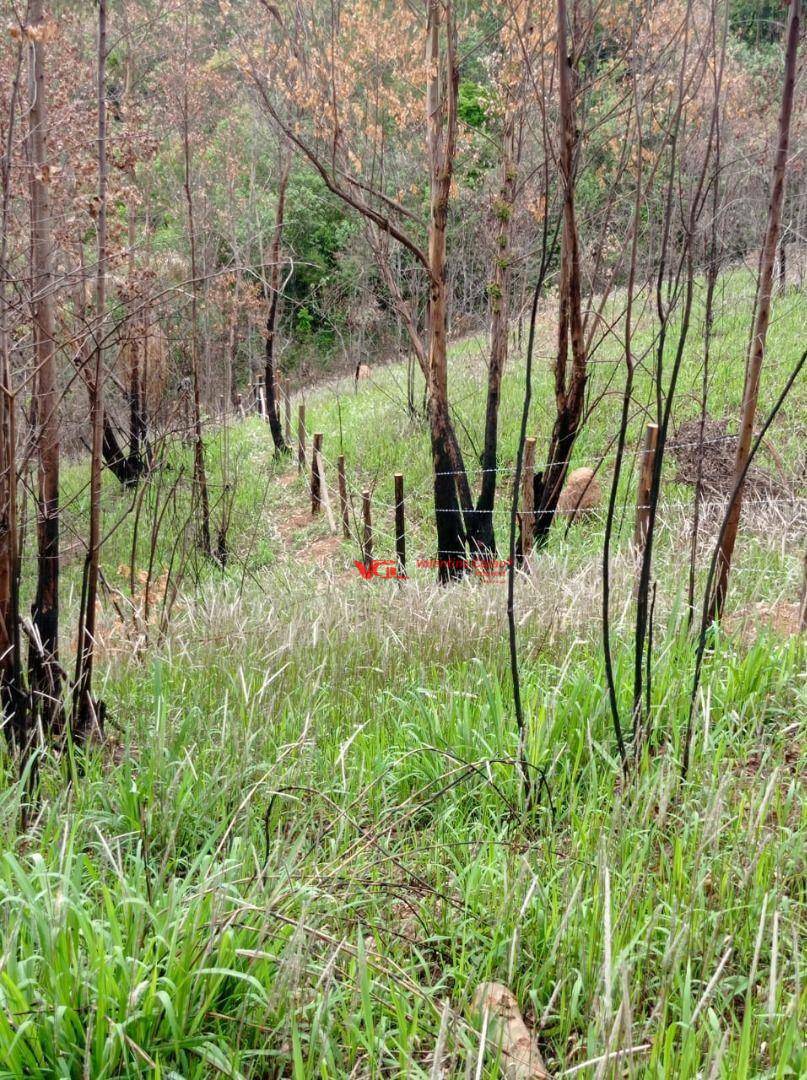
[30,400,801,598]
[282,413,806,578]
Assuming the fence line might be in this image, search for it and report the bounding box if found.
[111,408,801,570]
[291,419,802,527]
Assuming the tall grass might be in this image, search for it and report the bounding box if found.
[1,268,804,1076]
[2,570,804,1075]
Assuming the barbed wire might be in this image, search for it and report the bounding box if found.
[19,401,795,581]
[271,411,804,539]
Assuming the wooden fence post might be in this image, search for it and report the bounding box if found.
[394,473,406,579]
[634,423,659,551]
[297,403,306,472]
[284,386,291,444]
[337,454,349,538]
[362,489,372,569]
[521,437,536,564]
[310,432,323,514]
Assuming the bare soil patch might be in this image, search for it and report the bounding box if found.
[304,535,343,565]
[722,599,803,644]
[276,509,313,542]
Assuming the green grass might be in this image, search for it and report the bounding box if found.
[1,268,804,1076]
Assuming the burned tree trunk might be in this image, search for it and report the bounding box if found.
[467,118,518,557]
[0,371,23,748]
[426,0,465,581]
[181,12,211,558]
[126,332,147,483]
[120,43,149,486]
[0,40,25,750]
[533,0,587,548]
[265,154,291,453]
[72,0,108,741]
[708,0,800,622]
[124,225,148,485]
[26,0,61,733]
[103,416,133,484]
[72,249,138,486]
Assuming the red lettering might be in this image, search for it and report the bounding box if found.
[354,559,400,580]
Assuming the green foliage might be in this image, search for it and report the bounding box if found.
[730,0,787,46]
[282,170,356,341]
[295,304,314,335]
[457,80,489,130]
[492,199,511,223]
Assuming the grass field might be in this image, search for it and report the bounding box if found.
[0,270,805,1077]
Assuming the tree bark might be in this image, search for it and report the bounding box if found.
[265,153,290,453]
[127,331,146,483]
[72,0,107,741]
[123,41,147,481]
[26,0,61,733]
[426,0,465,581]
[472,983,549,1079]
[125,216,147,485]
[709,0,800,622]
[467,117,518,556]
[182,11,212,558]
[71,248,137,486]
[0,365,22,746]
[0,40,25,749]
[533,0,587,548]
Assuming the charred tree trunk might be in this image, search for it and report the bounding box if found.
[533,0,587,548]
[0,369,23,748]
[426,0,465,581]
[0,41,25,750]
[119,37,147,484]
[249,8,475,581]
[127,333,147,483]
[467,118,518,557]
[709,0,800,622]
[102,416,133,483]
[370,221,473,551]
[265,154,290,453]
[182,13,212,558]
[72,249,138,486]
[26,0,61,733]
[125,221,147,485]
[72,0,107,741]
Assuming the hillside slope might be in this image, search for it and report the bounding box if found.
[1,276,805,1078]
